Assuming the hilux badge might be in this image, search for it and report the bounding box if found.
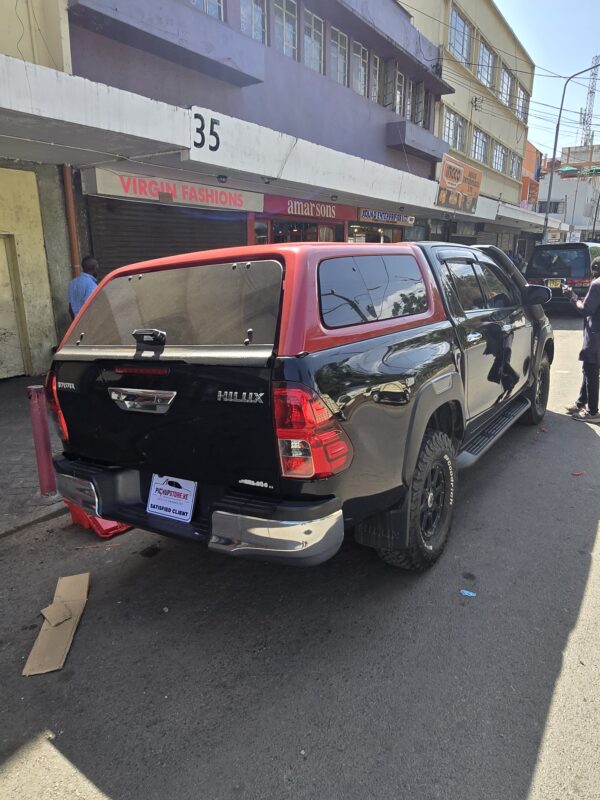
[217,390,264,404]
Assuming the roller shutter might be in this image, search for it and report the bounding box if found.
[88,197,247,278]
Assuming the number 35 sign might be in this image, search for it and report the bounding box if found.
[192,111,220,152]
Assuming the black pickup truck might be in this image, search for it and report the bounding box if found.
[49,242,553,570]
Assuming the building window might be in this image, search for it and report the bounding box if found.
[510,153,523,180]
[191,0,224,19]
[351,41,369,96]
[442,107,466,152]
[472,128,489,163]
[449,6,473,65]
[274,0,297,59]
[499,66,513,106]
[538,200,565,215]
[370,54,382,103]
[516,85,529,122]
[303,10,324,73]
[330,27,348,85]
[394,68,405,114]
[404,77,414,119]
[477,39,495,88]
[241,0,267,43]
[492,142,507,172]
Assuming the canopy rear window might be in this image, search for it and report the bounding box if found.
[527,246,589,280]
[63,260,283,349]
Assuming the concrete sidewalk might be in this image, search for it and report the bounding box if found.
[0,376,65,537]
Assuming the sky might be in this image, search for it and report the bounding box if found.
[496,0,600,157]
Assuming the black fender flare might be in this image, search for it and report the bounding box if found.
[529,326,554,387]
[402,371,465,487]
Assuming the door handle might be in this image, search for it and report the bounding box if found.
[466,332,483,343]
[109,387,177,414]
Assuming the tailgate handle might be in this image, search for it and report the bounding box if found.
[109,387,176,414]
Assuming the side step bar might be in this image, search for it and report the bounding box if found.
[456,396,530,469]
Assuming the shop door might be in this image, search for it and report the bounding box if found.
[0,236,26,379]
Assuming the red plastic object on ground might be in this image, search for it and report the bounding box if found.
[65,501,132,539]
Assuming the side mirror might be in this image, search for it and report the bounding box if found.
[523,284,552,306]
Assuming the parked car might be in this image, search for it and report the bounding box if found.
[525,241,600,302]
[48,242,553,571]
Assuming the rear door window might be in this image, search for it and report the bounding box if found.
[446,262,486,311]
[63,260,283,348]
[319,254,428,328]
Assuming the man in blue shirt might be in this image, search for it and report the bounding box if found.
[68,255,98,318]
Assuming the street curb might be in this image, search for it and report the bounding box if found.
[0,503,69,540]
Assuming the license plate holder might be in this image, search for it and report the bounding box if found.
[547,279,562,288]
[146,474,197,523]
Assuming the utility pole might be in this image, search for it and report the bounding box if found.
[542,63,600,242]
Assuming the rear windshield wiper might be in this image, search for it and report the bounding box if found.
[132,328,167,347]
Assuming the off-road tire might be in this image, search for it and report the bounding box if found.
[377,431,456,571]
[522,353,550,425]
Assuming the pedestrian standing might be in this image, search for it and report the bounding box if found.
[68,256,99,319]
[564,257,600,423]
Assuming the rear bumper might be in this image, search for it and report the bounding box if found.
[54,457,344,566]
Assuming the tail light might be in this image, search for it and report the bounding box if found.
[566,278,591,287]
[45,371,69,441]
[273,382,353,479]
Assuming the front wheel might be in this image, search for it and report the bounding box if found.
[522,353,550,425]
[377,431,456,571]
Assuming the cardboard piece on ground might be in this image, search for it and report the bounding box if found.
[41,601,72,627]
[23,573,90,677]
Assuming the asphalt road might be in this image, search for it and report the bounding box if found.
[1,311,598,800]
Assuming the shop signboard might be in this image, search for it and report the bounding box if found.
[435,154,482,215]
[83,169,264,212]
[263,194,356,221]
[357,209,415,226]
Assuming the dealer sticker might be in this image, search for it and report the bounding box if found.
[147,474,197,523]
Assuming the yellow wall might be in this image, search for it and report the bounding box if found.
[406,0,534,205]
[0,168,57,373]
[0,0,71,72]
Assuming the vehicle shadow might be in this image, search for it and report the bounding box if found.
[545,305,582,331]
[0,411,598,800]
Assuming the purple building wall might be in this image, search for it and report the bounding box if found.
[68,0,452,179]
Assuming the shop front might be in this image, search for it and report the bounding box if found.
[255,195,357,244]
[82,169,264,277]
[349,208,417,243]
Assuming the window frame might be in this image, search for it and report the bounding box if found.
[370,54,382,103]
[492,142,508,173]
[443,107,466,152]
[471,127,489,164]
[330,26,348,86]
[351,40,369,97]
[240,0,267,43]
[303,9,324,74]
[477,38,495,88]
[516,85,529,122]
[499,65,513,107]
[273,0,298,59]
[449,6,473,65]
[510,152,522,180]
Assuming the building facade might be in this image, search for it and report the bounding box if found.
[406,0,534,246]
[0,0,567,376]
[538,145,600,242]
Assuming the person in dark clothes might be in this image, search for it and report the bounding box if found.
[564,257,600,423]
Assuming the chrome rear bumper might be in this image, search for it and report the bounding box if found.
[209,509,344,566]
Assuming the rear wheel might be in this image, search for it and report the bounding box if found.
[522,353,550,425]
[377,431,456,571]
